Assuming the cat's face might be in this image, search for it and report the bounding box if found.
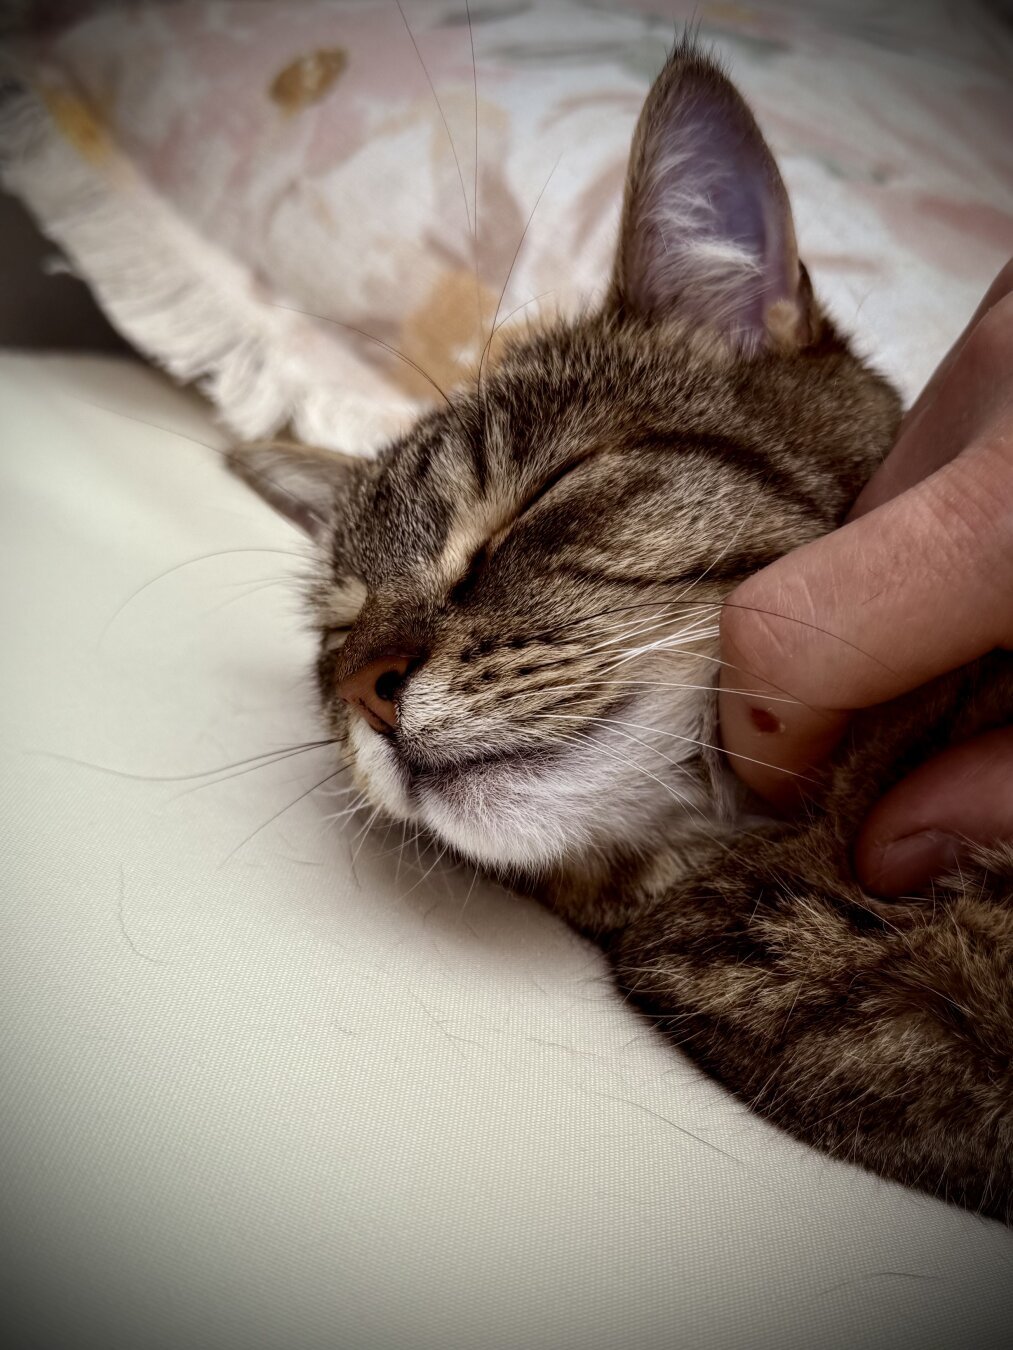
[230,45,900,878]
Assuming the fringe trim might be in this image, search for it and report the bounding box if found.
[0,74,413,453]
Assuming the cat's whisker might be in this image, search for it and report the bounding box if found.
[320,794,369,827]
[395,0,473,237]
[320,793,368,820]
[391,824,427,878]
[463,0,486,397]
[565,613,716,675]
[217,573,301,589]
[553,679,799,703]
[394,821,409,884]
[534,722,698,817]
[345,801,377,841]
[596,620,721,667]
[547,596,891,681]
[65,395,230,461]
[599,624,722,676]
[63,397,334,538]
[538,711,818,783]
[489,289,558,342]
[172,747,353,801]
[478,154,562,390]
[604,639,722,672]
[602,614,721,653]
[350,804,385,868]
[99,546,312,643]
[667,474,770,610]
[218,764,355,865]
[36,739,342,785]
[461,861,482,913]
[401,841,451,899]
[207,577,296,615]
[467,0,478,238]
[535,720,704,825]
[573,721,720,832]
[545,597,719,639]
[592,603,720,640]
[540,602,723,664]
[580,603,717,654]
[270,305,459,414]
[393,0,488,405]
[720,600,896,673]
[592,644,831,722]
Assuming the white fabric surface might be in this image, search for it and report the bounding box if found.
[2,351,1012,1349]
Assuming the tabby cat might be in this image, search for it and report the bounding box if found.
[229,44,1013,1223]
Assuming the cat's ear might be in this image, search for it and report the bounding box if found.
[610,41,819,352]
[227,441,361,540]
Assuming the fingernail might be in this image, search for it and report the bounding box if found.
[871,830,964,895]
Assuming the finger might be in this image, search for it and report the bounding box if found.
[894,258,1013,438]
[850,268,1013,518]
[719,434,1013,807]
[853,726,1013,896]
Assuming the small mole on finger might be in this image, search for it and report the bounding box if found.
[749,705,784,734]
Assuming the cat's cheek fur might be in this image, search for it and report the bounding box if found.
[415,700,713,874]
[339,667,719,871]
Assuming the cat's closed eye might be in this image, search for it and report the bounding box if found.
[225,38,1013,1228]
[230,35,898,872]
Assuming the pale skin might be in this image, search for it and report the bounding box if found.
[720,259,1013,896]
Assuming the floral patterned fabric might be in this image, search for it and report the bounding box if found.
[3,0,1012,451]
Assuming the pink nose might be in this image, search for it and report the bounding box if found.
[338,655,413,733]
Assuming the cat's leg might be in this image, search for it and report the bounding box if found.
[609,825,1013,1224]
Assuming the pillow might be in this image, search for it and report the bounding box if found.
[2,0,1011,452]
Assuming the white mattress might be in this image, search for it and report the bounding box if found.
[2,350,1011,1349]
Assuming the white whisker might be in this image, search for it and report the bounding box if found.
[537,711,815,782]
[553,678,799,703]
[534,722,697,815]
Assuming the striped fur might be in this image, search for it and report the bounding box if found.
[230,44,1013,1223]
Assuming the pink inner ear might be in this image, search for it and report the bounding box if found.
[620,62,802,349]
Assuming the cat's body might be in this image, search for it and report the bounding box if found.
[230,44,1013,1222]
[552,654,1013,1225]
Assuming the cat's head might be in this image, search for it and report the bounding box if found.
[230,44,899,880]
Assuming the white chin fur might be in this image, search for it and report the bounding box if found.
[421,714,707,873]
[348,692,712,875]
[349,718,417,821]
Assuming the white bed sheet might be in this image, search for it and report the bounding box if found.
[2,351,1012,1349]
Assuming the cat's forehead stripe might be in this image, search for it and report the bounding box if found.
[429,491,514,590]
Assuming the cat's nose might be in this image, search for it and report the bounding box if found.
[338,655,413,734]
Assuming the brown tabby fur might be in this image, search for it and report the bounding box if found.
[229,43,1013,1223]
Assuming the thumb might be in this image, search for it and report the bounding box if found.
[719,434,1013,809]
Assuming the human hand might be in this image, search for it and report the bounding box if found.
[719,260,1013,897]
